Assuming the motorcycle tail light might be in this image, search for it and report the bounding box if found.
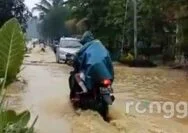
[103,79,111,86]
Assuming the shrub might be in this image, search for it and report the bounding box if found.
[0,109,37,133]
[119,53,134,64]
[119,53,157,67]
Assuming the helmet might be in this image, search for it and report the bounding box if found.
[80,31,94,45]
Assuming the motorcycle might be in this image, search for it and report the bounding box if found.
[68,55,115,120]
[40,43,46,52]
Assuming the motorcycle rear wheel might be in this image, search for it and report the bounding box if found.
[95,100,109,121]
[68,74,109,121]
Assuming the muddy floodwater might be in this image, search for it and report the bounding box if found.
[7,46,188,133]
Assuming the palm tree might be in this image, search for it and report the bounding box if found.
[32,0,67,18]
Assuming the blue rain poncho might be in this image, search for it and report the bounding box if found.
[75,31,114,90]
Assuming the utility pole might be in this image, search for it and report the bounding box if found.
[121,0,129,56]
[121,0,138,58]
[133,0,138,58]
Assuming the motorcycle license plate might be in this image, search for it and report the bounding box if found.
[100,87,111,94]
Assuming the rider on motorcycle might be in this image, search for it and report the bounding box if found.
[73,30,114,94]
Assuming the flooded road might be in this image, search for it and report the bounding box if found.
[20,47,72,133]
[113,66,188,133]
[9,46,188,133]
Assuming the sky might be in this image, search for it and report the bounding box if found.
[24,0,68,16]
[24,0,40,16]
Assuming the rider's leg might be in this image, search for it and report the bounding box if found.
[75,73,88,93]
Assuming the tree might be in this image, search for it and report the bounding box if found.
[171,0,188,55]
[32,0,66,19]
[158,0,188,56]
[33,0,70,40]
[65,18,78,35]
[0,0,31,29]
[39,6,70,40]
[67,0,188,60]
[67,0,115,44]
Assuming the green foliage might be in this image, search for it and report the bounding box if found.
[0,0,31,29]
[106,0,127,41]
[179,19,188,54]
[0,102,38,133]
[33,0,70,39]
[175,2,188,54]
[65,19,78,35]
[0,110,30,133]
[32,0,66,18]
[0,19,37,133]
[120,53,134,63]
[67,0,112,43]
[66,0,188,58]
[0,18,25,88]
[39,6,70,39]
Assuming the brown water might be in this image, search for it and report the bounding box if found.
[113,66,188,133]
[7,46,188,133]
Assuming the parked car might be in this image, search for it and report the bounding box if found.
[56,37,82,63]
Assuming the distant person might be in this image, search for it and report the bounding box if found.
[40,40,45,52]
[26,41,33,53]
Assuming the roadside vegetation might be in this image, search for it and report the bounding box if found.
[33,0,188,66]
[32,0,70,39]
[0,0,31,31]
[66,0,188,66]
[0,19,37,133]
[0,1,37,132]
